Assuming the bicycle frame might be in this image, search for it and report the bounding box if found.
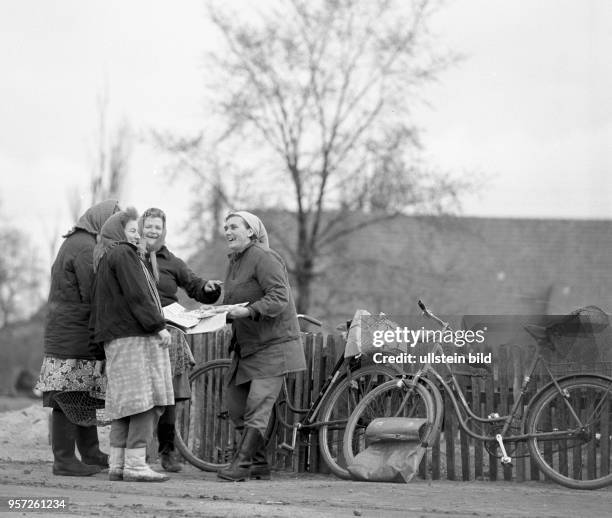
[403,342,545,444]
[402,302,612,446]
[277,352,367,434]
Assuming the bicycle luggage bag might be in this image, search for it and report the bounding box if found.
[365,417,428,443]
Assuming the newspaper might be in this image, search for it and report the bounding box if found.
[162,302,248,334]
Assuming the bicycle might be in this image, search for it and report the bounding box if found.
[174,313,401,479]
[342,300,612,489]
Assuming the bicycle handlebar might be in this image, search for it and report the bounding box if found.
[417,299,452,330]
[297,314,322,327]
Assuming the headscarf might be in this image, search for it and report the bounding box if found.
[138,207,167,283]
[63,199,120,237]
[227,211,269,249]
[93,207,139,273]
[92,207,163,315]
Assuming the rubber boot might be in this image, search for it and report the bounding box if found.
[123,447,169,482]
[76,425,109,468]
[51,409,101,477]
[217,428,263,482]
[108,447,125,481]
[250,446,271,480]
[158,423,182,472]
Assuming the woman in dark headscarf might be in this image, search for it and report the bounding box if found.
[217,211,306,482]
[91,208,173,482]
[36,199,119,477]
[138,207,222,472]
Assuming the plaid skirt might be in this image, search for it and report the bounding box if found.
[104,335,174,420]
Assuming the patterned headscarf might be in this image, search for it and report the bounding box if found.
[93,207,139,272]
[63,199,120,237]
[138,207,167,283]
[226,211,269,249]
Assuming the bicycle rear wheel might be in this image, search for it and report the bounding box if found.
[317,365,397,479]
[526,375,612,489]
[175,359,278,471]
[342,378,436,470]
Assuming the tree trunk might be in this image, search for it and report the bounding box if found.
[294,255,314,315]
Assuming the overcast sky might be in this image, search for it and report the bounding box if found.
[1,0,611,265]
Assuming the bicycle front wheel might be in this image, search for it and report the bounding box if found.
[174,359,235,471]
[342,378,436,470]
[175,359,278,471]
[526,375,612,490]
[318,365,397,479]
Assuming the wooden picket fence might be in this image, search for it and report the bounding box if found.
[185,330,612,482]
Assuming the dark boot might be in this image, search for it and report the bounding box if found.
[76,425,109,468]
[52,409,101,477]
[217,428,263,482]
[250,445,271,480]
[158,423,182,472]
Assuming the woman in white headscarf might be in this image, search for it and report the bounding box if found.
[217,211,306,482]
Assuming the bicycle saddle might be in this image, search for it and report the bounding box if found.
[524,324,553,348]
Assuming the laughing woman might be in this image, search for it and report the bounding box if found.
[217,211,306,482]
[138,207,222,472]
[91,208,173,482]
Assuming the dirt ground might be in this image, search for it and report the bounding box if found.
[1,399,611,517]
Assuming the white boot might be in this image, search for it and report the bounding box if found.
[108,447,125,481]
[123,447,169,482]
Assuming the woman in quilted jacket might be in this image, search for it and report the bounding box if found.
[36,199,119,477]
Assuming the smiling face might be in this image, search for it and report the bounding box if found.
[224,216,253,253]
[142,216,164,247]
[124,219,140,245]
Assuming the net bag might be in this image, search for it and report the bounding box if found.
[546,306,610,364]
[547,305,609,337]
[54,391,111,427]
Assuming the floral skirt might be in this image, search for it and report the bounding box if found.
[167,325,195,377]
[36,356,106,407]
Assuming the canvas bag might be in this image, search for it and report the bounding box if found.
[347,418,428,483]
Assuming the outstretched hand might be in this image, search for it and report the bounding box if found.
[205,280,223,292]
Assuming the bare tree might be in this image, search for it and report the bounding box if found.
[151,130,265,247]
[0,226,43,327]
[66,91,132,223]
[90,90,131,204]
[167,0,469,312]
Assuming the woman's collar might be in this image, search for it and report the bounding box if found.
[228,241,255,259]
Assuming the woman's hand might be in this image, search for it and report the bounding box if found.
[158,328,171,348]
[205,280,223,292]
[93,360,105,377]
[227,306,251,319]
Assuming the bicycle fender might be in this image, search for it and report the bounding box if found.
[523,373,612,428]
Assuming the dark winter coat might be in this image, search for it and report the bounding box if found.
[224,242,301,358]
[146,246,221,306]
[90,242,166,344]
[44,229,103,359]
